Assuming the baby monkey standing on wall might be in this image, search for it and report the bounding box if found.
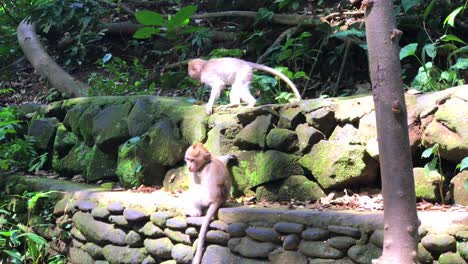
[188,57,302,115]
[184,142,232,264]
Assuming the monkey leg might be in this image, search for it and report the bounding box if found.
[205,82,224,115]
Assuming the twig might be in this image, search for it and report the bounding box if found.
[321,10,364,22]
[333,39,351,95]
[257,26,300,64]
[192,11,317,27]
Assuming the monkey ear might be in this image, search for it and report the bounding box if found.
[204,152,211,161]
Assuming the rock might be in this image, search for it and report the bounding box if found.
[227,222,249,237]
[142,255,157,264]
[228,237,279,258]
[108,202,125,214]
[245,227,281,243]
[202,245,238,264]
[304,107,336,136]
[295,124,325,153]
[109,215,129,227]
[417,243,433,264]
[171,243,193,264]
[185,216,203,227]
[266,128,298,153]
[77,106,100,145]
[166,217,187,229]
[127,97,159,137]
[308,259,355,264]
[282,234,300,251]
[150,211,172,228]
[278,175,325,202]
[28,118,58,150]
[123,208,147,222]
[102,245,147,264]
[234,114,274,150]
[91,207,110,220]
[92,103,132,149]
[438,252,466,264]
[329,124,360,144]
[180,107,208,143]
[53,124,78,157]
[125,230,143,247]
[273,222,304,234]
[138,222,164,238]
[457,241,468,260]
[185,227,198,237]
[53,142,92,176]
[369,230,384,248]
[85,144,117,182]
[164,228,191,245]
[348,243,382,264]
[413,167,443,202]
[328,225,361,238]
[82,242,103,259]
[70,227,86,242]
[333,95,374,123]
[456,230,468,241]
[206,230,230,245]
[72,211,126,245]
[357,111,377,144]
[299,140,378,190]
[268,249,307,264]
[422,97,468,162]
[63,105,86,134]
[204,124,238,156]
[327,236,356,250]
[278,107,304,129]
[144,237,174,259]
[421,234,456,252]
[163,167,190,192]
[115,137,146,188]
[234,150,304,190]
[301,228,329,241]
[450,171,468,206]
[298,240,344,258]
[75,200,95,212]
[365,138,379,160]
[210,220,228,231]
[69,247,94,264]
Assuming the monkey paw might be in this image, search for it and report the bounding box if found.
[205,107,213,115]
[185,208,202,217]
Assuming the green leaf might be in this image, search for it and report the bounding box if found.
[450,58,468,70]
[424,158,438,176]
[293,71,310,80]
[458,157,468,171]
[172,5,197,26]
[444,6,464,28]
[277,49,293,62]
[422,146,434,158]
[133,27,160,39]
[333,28,366,39]
[24,232,47,245]
[441,34,467,44]
[423,0,437,19]
[135,10,165,26]
[401,0,423,12]
[424,43,437,59]
[464,178,468,191]
[255,8,275,24]
[400,43,418,60]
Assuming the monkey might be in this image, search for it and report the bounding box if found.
[184,142,232,264]
[188,57,302,115]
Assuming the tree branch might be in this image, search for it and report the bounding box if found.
[257,26,300,64]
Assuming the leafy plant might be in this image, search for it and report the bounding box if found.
[0,191,65,264]
[87,54,153,96]
[400,2,468,91]
[30,0,108,67]
[421,144,445,203]
[209,49,246,58]
[134,5,203,40]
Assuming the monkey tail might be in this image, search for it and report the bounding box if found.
[248,62,302,101]
[192,203,219,264]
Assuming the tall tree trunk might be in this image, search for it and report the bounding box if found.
[364,1,419,263]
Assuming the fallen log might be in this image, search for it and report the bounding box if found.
[17,20,88,98]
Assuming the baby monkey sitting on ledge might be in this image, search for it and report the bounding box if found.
[188,57,302,115]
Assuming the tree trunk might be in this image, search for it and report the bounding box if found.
[364,1,419,263]
[17,20,88,98]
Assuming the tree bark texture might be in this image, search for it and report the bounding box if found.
[17,21,87,98]
[364,1,419,263]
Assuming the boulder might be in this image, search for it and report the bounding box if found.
[413,167,443,202]
[78,106,100,146]
[27,118,59,150]
[266,128,298,153]
[234,114,274,150]
[163,166,190,192]
[450,170,468,206]
[256,175,325,202]
[85,145,117,182]
[304,107,336,137]
[268,249,308,264]
[299,140,378,190]
[53,124,79,157]
[347,243,382,264]
[422,97,468,162]
[278,107,305,129]
[92,103,133,149]
[228,237,279,258]
[295,124,325,154]
[127,97,159,137]
[53,142,92,176]
[102,245,147,264]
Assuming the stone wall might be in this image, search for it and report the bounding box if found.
[17,86,468,206]
[10,177,465,264]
